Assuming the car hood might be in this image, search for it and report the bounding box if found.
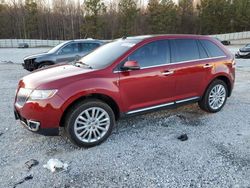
[20,64,96,89]
[24,52,51,60]
[240,47,250,52]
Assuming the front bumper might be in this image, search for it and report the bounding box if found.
[14,94,65,136]
[14,109,59,136]
[235,52,250,58]
[23,59,36,71]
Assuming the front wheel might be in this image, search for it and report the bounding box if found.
[65,99,115,147]
[198,79,228,113]
[38,62,52,69]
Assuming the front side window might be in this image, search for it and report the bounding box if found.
[200,40,226,57]
[128,40,170,68]
[59,43,78,55]
[170,39,200,62]
[48,41,69,54]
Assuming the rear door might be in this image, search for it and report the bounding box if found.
[170,39,210,101]
[118,40,177,113]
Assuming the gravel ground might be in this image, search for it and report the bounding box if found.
[0,47,250,188]
[0,47,51,64]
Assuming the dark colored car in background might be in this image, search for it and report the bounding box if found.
[23,39,104,71]
[214,37,231,46]
[18,43,29,48]
[235,44,250,58]
[14,35,235,147]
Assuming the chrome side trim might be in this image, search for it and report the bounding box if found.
[113,56,226,73]
[176,96,200,104]
[127,102,175,114]
[126,96,200,115]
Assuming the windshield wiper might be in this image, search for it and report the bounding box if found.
[74,61,93,69]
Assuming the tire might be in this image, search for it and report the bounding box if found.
[38,62,53,69]
[64,99,115,147]
[198,79,228,113]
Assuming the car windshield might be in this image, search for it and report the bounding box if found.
[78,39,141,69]
[246,44,250,48]
[48,41,69,53]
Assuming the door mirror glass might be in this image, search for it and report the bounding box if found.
[121,61,140,71]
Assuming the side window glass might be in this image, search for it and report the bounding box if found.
[79,43,100,53]
[170,39,200,62]
[128,40,170,68]
[197,40,209,59]
[200,40,226,57]
[59,43,78,55]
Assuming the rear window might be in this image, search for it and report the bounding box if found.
[170,39,200,62]
[200,40,226,57]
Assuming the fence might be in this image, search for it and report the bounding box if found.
[0,31,250,48]
[211,31,250,41]
[0,39,65,48]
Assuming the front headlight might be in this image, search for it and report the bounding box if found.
[28,89,58,100]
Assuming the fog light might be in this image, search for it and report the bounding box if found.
[27,120,40,131]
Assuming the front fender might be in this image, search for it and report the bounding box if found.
[58,77,122,112]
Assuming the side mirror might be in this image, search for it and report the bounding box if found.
[75,55,81,61]
[121,61,140,71]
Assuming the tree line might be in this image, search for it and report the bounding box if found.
[0,0,249,40]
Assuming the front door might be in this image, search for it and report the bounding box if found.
[56,42,79,63]
[118,40,176,113]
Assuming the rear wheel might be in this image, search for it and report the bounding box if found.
[65,99,115,147]
[198,79,228,113]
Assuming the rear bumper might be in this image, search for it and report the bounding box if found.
[235,52,250,58]
[14,109,59,136]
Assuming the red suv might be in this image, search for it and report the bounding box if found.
[14,35,235,147]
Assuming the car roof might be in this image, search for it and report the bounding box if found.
[122,34,212,42]
[68,39,104,43]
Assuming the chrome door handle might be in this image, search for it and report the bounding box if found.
[162,70,174,75]
[203,64,213,68]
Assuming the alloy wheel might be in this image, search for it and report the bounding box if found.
[73,107,110,143]
[208,84,226,110]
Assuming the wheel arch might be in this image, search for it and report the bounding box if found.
[37,61,55,68]
[59,93,120,127]
[204,75,232,98]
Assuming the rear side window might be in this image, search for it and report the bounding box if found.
[197,41,209,59]
[79,43,100,53]
[128,40,170,68]
[200,40,226,57]
[170,39,200,62]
